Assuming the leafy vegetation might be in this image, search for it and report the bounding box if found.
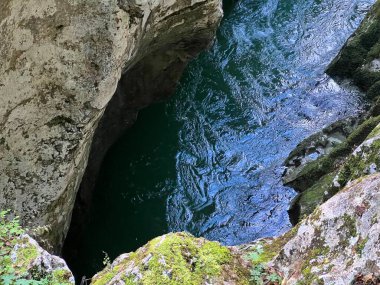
[245,244,282,285]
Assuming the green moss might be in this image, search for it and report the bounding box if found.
[326,39,367,77]
[367,122,380,138]
[346,116,380,145]
[327,0,380,79]
[124,278,137,285]
[368,42,380,60]
[287,116,380,192]
[51,269,73,284]
[92,233,246,285]
[296,173,337,219]
[367,80,380,100]
[142,233,232,285]
[294,245,329,285]
[15,243,38,274]
[336,137,380,188]
[296,267,324,285]
[342,214,357,238]
[93,271,116,285]
[353,69,380,91]
[356,236,369,255]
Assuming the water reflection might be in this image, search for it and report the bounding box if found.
[166,0,373,244]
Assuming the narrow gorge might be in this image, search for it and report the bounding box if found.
[1,0,380,284]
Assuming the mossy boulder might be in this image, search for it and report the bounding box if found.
[0,210,74,284]
[335,122,380,188]
[91,232,250,285]
[327,0,380,97]
[284,116,380,222]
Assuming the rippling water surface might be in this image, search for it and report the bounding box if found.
[69,0,375,277]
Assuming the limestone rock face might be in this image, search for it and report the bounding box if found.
[0,0,222,252]
[272,174,380,284]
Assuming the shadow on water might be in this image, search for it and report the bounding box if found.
[65,0,375,279]
[65,103,179,278]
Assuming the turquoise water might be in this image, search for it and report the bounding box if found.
[67,0,374,278]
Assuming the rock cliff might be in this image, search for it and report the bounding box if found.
[2,0,380,284]
[0,0,223,252]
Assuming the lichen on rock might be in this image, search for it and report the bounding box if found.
[334,122,380,188]
[262,174,380,284]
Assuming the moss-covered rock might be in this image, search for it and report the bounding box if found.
[283,115,380,192]
[327,0,380,88]
[288,172,338,224]
[0,210,74,284]
[283,117,359,182]
[91,232,250,285]
[335,122,380,188]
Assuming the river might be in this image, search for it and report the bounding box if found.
[66,0,374,278]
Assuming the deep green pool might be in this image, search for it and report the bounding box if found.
[67,0,374,279]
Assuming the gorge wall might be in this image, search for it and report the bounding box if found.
[2,0,380,284]
[0,0,223,252]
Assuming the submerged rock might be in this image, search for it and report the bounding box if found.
[0,0,223,251]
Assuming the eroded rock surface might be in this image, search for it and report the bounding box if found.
[273,174,380,284]
[0,0,222,252]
